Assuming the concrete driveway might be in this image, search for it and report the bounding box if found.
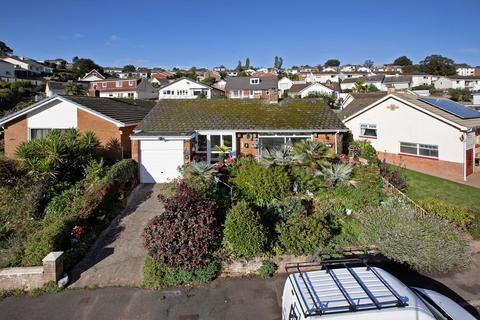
[70,184,163,288]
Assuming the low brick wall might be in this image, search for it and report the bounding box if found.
[0,252,64,291]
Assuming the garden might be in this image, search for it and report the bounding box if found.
[0,129,137,271]
[142,139,474,288]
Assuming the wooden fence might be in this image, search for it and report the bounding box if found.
[381,177,429,218]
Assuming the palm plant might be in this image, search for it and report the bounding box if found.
[186,161,213,176]
[316,163,352,188]
[293,140,329,175]
[213,144,231,162]
[261,144,294,167]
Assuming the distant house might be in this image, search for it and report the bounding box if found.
[88,78,157,99]
[339,92,480,181]
[1,55,52,75]
[211,79,226,91]
[158,77,218,99]
[45,81,89,97]
[0,95,153,159]
[0,60,15,78]
[278,77,294,95]
[382,75,412,90]
[80,69,105,82]
[340,75,385,91]
[196,70,221,82]
[151,71,175,81]
[131,99,348,183]
[473,92,480,105]
[225,76,279,102]
[456,67,476,77]
[288,82,335,98]
[411,74,438,88]
[434,76,480,91]
[304,72,340,83]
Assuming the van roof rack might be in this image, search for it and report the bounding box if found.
[285,258,408,317]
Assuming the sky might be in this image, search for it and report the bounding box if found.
[1,0,479,69]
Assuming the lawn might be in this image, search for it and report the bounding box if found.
[401,167,480,238]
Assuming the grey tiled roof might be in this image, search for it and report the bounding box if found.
[135,99,347,134]
[341,75,385,84]
[337,93,388,120]
[65,96,155,124]
[224,76,278,90]
[382,75,412,84]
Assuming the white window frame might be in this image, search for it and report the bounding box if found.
[250,78,260,85]
[116,80,123,87]
[196,132,236,163]
[399,141,439,158]
[258,133,312,158]
[360,124,377,138]
[101,82,107,88]
[128,80,134,86]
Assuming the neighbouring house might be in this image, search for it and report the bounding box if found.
[211,79,226,91]
[339,71,372,81]
[0,95,154,159]
[80,69,106,82]
[288,82,335,98]
[434,76,480,91]
[196,70,221,82]
[278,77,294,95]
[340,75,385,91]
[456,67,476,77]
[473,92,480,105]
[1,55,53,75]
[411,74,439,88]
[131,99,348,183]
[381,75,412,91]
[338,92,480,181]
[158,77,220,99]
[0,60,15,78]
[88,78,158,99]
[225,76,279,102]
[150,71,175,81]
[304,72,340,83]
[45,81,89,97]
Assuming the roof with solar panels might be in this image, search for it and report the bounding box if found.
[340,92,480,129]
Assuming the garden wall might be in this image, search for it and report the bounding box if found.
[0,252,63,291]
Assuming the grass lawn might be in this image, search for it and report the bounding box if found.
[401,167,480,239]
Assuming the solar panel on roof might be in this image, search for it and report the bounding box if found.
[418,97,480,119]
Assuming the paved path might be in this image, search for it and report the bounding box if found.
[0,277,286,320]
[70,184,163,288]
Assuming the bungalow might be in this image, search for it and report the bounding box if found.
[288,82,335,98]
[340,75,385,91]
[88,78,157,99]
[80,69,106,82]
[278,77,294,95]
[381,75,412,90]
[1,55,52,75]
[131,99,348,183]
[304,72,340,83]
[434,76,480,91]
[225,76,279,102]
[158,77,221,99]
[0,95,153,159]
[338,92,480,181]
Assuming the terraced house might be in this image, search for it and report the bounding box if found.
[130,99,348,183]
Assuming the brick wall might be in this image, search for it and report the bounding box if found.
[312,133,339,154]
[3,115,28,157]
[378,151,464,181]
[120,125,136,158]
[237,133,259,158]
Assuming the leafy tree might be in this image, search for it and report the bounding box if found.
[419,54,456,76]
[201,77,216,86]
[367,84,380,92]
[288,73,299,81]
[143,181,219,269]
[71,58,103,78]
[363,59,374,68]
[324,59,340,67]
[0,40,13,56]
[393,56,412,66]
[64,82,86,96]
[274,56,284,69]
[122,64,135,72]
[401,64,420,74]
[354,80,367,93]
[245,57,251,69]
[448,88,472,102]
[236,60,242,71]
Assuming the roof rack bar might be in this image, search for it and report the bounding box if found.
[296,265,322,314]
[366,264,408,307]
[288,274,310,317]
[346,267,382,309]
[326,268,356,311]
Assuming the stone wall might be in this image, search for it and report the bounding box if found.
[0,252,63,291]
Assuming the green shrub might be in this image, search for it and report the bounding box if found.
[418,198,474,231]
[232,158,290,207]
[349,140,378,163]
[83,159,107,187]
[258,260,277,279]
[44,186,84,219]
[267,196,304,221]
[142,256,219,289]
[223,201,268,258]
[318,185,384,211]
[0,157,25,186]
[358,198,471,274]
[275,210,332,256]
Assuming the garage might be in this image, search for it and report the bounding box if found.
[139,140,184,183]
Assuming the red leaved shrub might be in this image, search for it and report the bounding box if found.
[143,181,219,270]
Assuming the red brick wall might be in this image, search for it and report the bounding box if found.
[313,133,339,154]
[89,79,138,93]
[378,151,464,181]
[237,133,259,158]
[120,125,136,158]
[3,115,28,157]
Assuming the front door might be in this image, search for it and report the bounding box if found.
[466,148,473,176]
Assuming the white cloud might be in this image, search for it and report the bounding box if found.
[105,35,120,46]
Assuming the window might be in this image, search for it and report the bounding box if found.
[250,78,259,84]
[128,80,134,86]
[30,128,68,140]
[400,142,438,158]
[176,90,187,95]
[101,82,107,88]
[116,81,123,87]
[197,134,207,152]
[196,133,234,163]
[360,124,377,138]
[258,133,311,157]
[232,90,241,97]
[127,92,134,98]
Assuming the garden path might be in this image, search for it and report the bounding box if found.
[69,184,163,288]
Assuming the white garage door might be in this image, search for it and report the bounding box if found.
[139,140,184,183]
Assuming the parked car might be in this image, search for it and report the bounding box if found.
[282,259,476,320]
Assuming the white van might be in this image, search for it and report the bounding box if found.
[282,259,476,320]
